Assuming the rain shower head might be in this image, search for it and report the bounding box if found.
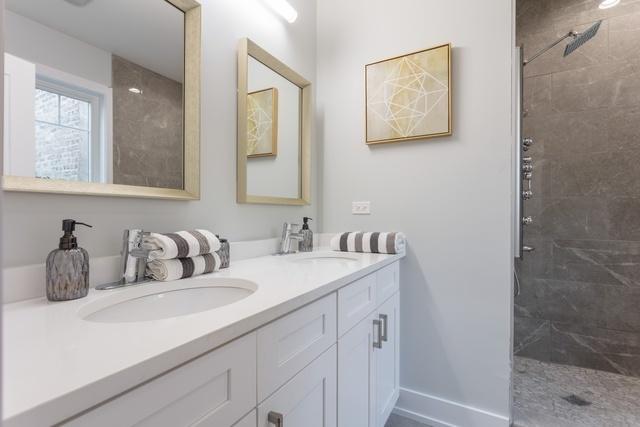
[523,20,603,66]
[564,20,602,57]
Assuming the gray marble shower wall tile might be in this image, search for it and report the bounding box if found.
[112,55,183,190]
[516,0,640,377]
[514,316,552,361]
[516,276,640,332]
[551,322,640,376]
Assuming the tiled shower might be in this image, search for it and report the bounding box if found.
[515,0,640,377]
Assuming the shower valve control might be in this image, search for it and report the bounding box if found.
[522,216,533,226]
[523,137,534,147]
[522,190,533,199]
[522,163,533,172]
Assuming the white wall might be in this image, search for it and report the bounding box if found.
[5,11,112,87]
[317,0,514,425]
[2,0,318,267]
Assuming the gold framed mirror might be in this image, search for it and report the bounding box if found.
[237,38,311,206]
[2,0,201,200]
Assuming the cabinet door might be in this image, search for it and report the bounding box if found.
[233,410,257,427]
[374,293,400,427]
[338,312,376,427]
[258,345,337,427]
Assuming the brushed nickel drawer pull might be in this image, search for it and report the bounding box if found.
[373,319,382,349]
[379,313,388,342]
[268,411,284,427]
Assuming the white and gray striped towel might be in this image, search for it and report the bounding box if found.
[330,232,406,254]
[147,252,221,282]
[143,229,220,261]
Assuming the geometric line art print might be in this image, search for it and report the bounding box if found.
[247,87,278,157]
[366,44,451,144]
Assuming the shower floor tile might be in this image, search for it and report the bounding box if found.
[513,356,640,427]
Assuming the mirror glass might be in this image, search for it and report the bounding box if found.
[4,0,185,190]
[246,56,301,199]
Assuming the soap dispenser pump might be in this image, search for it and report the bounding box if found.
[300,217,313,252]
[46,219,92,301]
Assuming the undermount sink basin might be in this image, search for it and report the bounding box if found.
[79,278,257,323]
[287,252,359,265]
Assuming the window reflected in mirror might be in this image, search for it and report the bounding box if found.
[3,0,185,190]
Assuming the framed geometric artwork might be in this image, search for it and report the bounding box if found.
[365,43,451,145]
[247,87,278,157]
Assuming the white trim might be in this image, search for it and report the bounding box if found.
[3,53,36,177]
[393,387,510,427]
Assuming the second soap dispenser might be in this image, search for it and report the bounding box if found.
[300,217,313,252]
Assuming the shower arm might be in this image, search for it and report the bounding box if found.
[523,31,577,66]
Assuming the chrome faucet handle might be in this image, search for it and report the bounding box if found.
[129,247,152,258]
[96,229,152,290]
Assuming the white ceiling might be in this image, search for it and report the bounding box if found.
[6,0,185,82]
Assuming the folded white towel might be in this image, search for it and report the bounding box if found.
[144,229,220,261]
[146,252,221,281]
[330,232,406,254]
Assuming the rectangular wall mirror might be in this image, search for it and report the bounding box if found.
[2,0,201,200]
[237,38,311,205]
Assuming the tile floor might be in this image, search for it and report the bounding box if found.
[513,356,640,427]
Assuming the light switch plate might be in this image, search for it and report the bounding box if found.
[352,201,371,215]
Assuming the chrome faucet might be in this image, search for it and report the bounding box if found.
[96,229,153,290]
[278,222,303,255]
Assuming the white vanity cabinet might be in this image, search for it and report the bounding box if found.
[59,261,400,427]
[337,263,400,427]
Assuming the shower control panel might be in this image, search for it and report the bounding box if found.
[521,141,534,229]
[522,137,534,151]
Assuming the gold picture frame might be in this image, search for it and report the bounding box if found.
[365,43,452,145]
[247,87,278,158]
[2,0,202,200]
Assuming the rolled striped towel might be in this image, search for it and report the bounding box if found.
[146,252,221,281]
[143,229,220,261]
[330,232,406,254]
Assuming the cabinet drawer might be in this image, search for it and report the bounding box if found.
[63,333,257,427]
[337,273,377,337]
[257,293,337,402]
[257,345,337,427]
[376,262,399,305]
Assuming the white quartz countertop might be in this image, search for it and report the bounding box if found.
[3,249,402,427]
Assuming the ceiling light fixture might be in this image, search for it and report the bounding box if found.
[263,0,298,23]
[128,87,143,94]
[599,0,620,9]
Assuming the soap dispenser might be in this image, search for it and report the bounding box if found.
[300,217,313,252]
[46,219,92,301]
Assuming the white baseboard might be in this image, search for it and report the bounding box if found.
[393,387,510,427]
